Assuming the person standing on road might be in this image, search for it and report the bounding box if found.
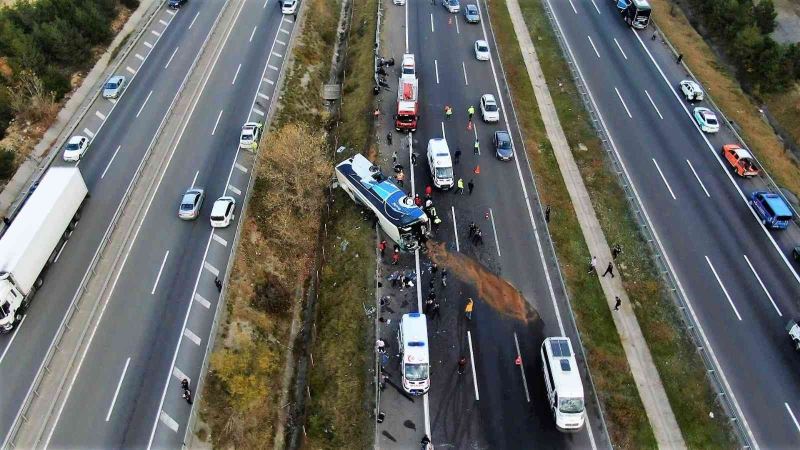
[425,185,433,198]
[396,169,405,186]
[455,178,464,194]
[588,256,597,274]
[430,301,440,320]
[430,262,438,275]
[473,139,480,155]
[472,229,483,246]
[445,105,453,119]
[378,239,387,258]
[387,132,393,146]
[468,221,477,237]
[467,179,474,195]
[441,268,448,287]
[454,148,461,164]
[392,150,398,165]
[614,296,622,311]
[458,356,467,374]
[411,152,417,166]
[392,246,400,265]
[676,53,683,64]
[602,262,615,278]
[467,105,475,120]
[465,298,474,320]
[414,194,423,207]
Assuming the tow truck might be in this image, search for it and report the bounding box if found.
[395,76,419,132]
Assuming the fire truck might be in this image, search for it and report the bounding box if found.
[395,76,419,132]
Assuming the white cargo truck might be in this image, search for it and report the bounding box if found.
[0,167,88,332]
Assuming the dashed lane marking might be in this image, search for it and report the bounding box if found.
[172,367,190,384]
[126,66,136,74]
[159,19,169,26]
[143,41,153,48]
[257,92,269,100]
[183,328,201,346]
[159,411,178,432]
[83,128,95,138]
[271,51,283,58]
[95,111,106,121]
[203,261,219,277]
[151,30,161,37]
[212,233,228,247]
[252,108,265,116]
[276,39,286,45]
[235,162,248,173]
[135,53,145,61]
[228,184,242,195]
[268,64,279,71]
[194,293,211,309]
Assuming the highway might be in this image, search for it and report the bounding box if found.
[0,0,295,448]
[545,0,800,447]
[377,1,608,448]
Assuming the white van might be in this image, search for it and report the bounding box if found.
[401,53,415,78]
[426,138,454,189]
[397,313,430,395]
[541,337,585,431]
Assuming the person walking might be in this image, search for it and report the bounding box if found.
[378,239,387,258]
[392,247,400,265]
[602,262,615,278]
[181,379,193,404]
[455,178,464,194]
[651,31,658,41]
[441,268,448,287]
[428,277,435,290]
[430,301,440,320]
[468,221,477,237]
[611,243,623,260]
[387,132,393,146]
[454,148,461,164]
[545,205,551,223]
[421,435,432,450]
[473,229,483,245]
[425,185,433,198]
[425,298,434,314]
[214,277,222,292]
[467,179,475,195]
[473,139,480,155]
[392,150,398,165]
[588,256,597,274]
[458,356,467,374]
[676,53,683,64]
[396,170,405,186]
[411,152,417,166]
[430,262,438,275]
[467,105,475,120]
[465,298,474,320]
[414,194,423,207]
[614,296,622,311]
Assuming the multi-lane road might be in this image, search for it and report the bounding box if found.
[546,0,800,447]
[0,0,295,448]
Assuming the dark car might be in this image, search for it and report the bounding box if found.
[793,246,800,263]
[169,0,187,8]
[493,130,514,161]
[464,4,480,23]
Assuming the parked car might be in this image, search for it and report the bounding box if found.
[493,130,514,161]
[474,40,490,61]
[168,0,187,8]
[679,79,704,102]
[240,122,263,149]
[750,191,792,230]
[464,4,480,23]
[102,75,127,99]
[721,144,759,178]
[480,94,499,123]
[178,188,205,220]
[210,197,236,228]
[442,0,460,13]
[282,0,298,14]
[63,135,89,162]
[693,107,719,133]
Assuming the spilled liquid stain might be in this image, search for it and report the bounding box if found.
[426,241,539,323]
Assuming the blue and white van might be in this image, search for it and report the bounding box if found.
[751,191,793,230]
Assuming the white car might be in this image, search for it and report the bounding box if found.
[693,107,719,133]
[474,40,490,61]
[679,79,704,102]
[480,94,500,123]
[63,135,89,162]
[393,0,405,4]
[442,0,460,13]
[240,122,263,149]
[102,75,127,99]
[281,0,298,14]
[210,196,236,228]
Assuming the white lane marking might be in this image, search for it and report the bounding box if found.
[249,25,258,42]
[268,64,279,71]
[183,328,201,346]
[165,46,179,68]
[430,13,434,33]
[83,128,95,138]
[54,240,68,262]
[188,11,200,29]
[235,162,248,173]
[136,90,153,118]
[228,184,242,195]
[151,251,170,295]
[107,98,117,105]
[159,19,169,26]
[283,16,293,24]
[705,256,743,321]
[105,357,131,421]
[513,332,530,402]
[451,206,460,252]
[434,59,440,84]
[212,233,228,247]
[441,121,446,140]
[95,110,106,121]
[652,158,676,200]
[194,293,211,309]
[165,9,176,16]
[257,92,269,100]
[272,51,283,58]
[786,403,800,435]
[404,0,409,52]
[0,316,26,365]
[614,87,632,118]
[613,38,627,60]
[568,0,578,14]
[159,411,179,432]
[462,61,469,86]
[211,109,223,135]
[191,170,199,188]
[743,254,782,316]
[587,35,600,58]
[264,78,275,85]
[135,53,145,61]
[263,0,269,7]
[126,66,137,75]
[686,160,710,198]
[467,330,480,400]
[172,367,190,384]
[151,29,161,37]
[455,15,460,34]
[488,208,501,257]
[203,261,219,277]
[276,39,286,45]
[590,0,601,14]
[253,108,265,116]
[144,41,153,48]
[279,28,289,34]
[231,63,242,85]
[644,89,663,119]
[101,145,122,179]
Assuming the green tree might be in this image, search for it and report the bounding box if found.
[753,0,777,35]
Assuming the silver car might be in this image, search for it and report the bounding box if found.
[178,188,205,220]
[102,75,127,99]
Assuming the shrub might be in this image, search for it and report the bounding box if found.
[0,148,17,181]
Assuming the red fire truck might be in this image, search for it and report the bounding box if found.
[395,76,419,132]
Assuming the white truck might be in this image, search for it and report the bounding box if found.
[0,167,88,333]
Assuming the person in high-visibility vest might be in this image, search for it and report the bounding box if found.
[467,105,475,120]
[455,178,464,194]
[465,298,474,320]
[473,139,480,155]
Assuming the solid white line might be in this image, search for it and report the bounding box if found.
[253,108,265,116]
[705,256,743,321]
[105,357,131,421]
[194,293,211,309]
[151,251,170,295]
[0,316,26,365]
[644,89,663,119]
[513,332,530,402]
[462,61,468,86]
[249,25,257,42]
[136,90,153,118]
[467,330,480,400]
[101,145,122,179]
[786,403,800,435]
[188,11,200,29]
[83,128,95,138]
[430,13,434,33]
[235,162,248,173]
[686,160,710,198]
[211,109,223,135]
[165,46,179,68]
[652,158,676,200]
[143,41,153,48]
[568,0,577,14]
[159,411,179,432]
[743,254,782,316]
[488,208,501,257]
[434,59,440,84]
[126,66,137,75]
[135,53,145,61]
[191,170,199,188]
[212,233,228,247]
[231,63,242,84]
[451,206,460,252]
[151,29,161,37]
[613,38,627,60]
[590,0,601,14]
[613,87,632,118]
[183,328,201,346]
[587,35,600,58]
[203,261,219,277]
[95,110,106,121]
[228,184,242,195]
[159,19,169,26]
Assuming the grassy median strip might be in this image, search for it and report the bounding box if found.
[490,1,734,447]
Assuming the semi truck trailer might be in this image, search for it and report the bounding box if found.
[0,167,88,332]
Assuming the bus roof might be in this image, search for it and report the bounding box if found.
[543,337,584,398]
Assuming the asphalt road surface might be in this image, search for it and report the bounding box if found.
[0,0,295,448]
[546,0,800,447]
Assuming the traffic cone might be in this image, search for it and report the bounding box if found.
[515,355,522,366]
[467,120,473,131]
[474,165,481,174]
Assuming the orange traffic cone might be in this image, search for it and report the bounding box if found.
[515,355,522,366]
[467,120,473,131]
[474,165,481,175]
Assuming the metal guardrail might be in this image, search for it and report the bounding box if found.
[539,2,752,448]
[3,1,235,447]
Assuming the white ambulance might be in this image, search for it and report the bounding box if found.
[398,313,430,395]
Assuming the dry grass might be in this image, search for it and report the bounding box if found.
[649,0,800,196]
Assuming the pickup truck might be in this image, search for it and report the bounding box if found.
[722,144,759,178]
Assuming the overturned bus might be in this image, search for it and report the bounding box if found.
[335,154,429,251]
